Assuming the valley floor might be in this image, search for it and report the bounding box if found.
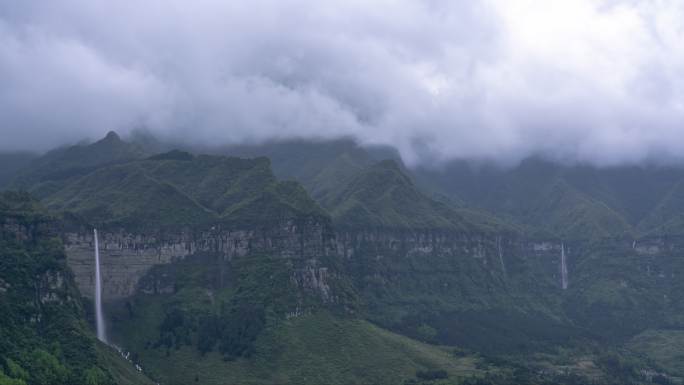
[112,309,485,385]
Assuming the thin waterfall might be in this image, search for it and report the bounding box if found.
[497,236,507,279]
[94,229,107,343]
[560,243,568,290]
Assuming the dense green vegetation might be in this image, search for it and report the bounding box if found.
[219,138,398,202]
[0,191,151,385]
[0,153,35,190]
[36,149,326,231]
[10,131,147,199]
[411,157,684,239]
[220,138,684,239]
[136,253,309,360]
[318,159,506,232]
[103,249,483,385]
[628,329,684,377]
[6,133,684,384]
[218,139,513,234]
[113,306,487,385]
[212,138,684,383]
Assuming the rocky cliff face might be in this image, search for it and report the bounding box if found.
[63,210,684,335]
[1,215,74,310]
[335,229,573,289]
[64,219,582,302]
[64,218,335,300]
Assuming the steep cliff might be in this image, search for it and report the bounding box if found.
[64,219,335,300]
[46,150,337,302]
[0,191,152,385]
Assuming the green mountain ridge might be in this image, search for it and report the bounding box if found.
[413,157,684,239]
[0,153,36,190]
[5,133,684,384]
[319,159,511,234]
[23,132,684,240]
[40,150,326,231]
[10,131,147,199]
[208,138,684,240]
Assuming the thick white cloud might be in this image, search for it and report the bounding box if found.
[1,0,683,166]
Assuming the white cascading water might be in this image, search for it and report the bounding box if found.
[560,243,568,290]
[497,237,507,279]
[94,229,107,343]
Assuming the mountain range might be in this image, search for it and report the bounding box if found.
[3,132,684,384]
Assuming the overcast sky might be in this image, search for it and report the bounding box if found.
[1,1,683,166]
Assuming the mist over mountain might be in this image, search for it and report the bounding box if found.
[5,2,684,385]
[2,1,684,166]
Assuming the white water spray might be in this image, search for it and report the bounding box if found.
[497,237,507,280]
[94,229,107,343]
[560,243,568,290]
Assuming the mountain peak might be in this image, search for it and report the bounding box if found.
[103,130,121,142]
[9,130,146,193]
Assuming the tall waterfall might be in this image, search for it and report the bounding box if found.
[497,237,507,279]
[560,243,568,290]
[94,229,107,343]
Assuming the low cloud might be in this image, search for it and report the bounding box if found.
[1,0,683,166]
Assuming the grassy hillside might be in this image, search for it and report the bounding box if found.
[320,159,511,233]
[412,157,684,239]
[113,308,484,385]
[43,162,216,230]
[0,153,36,190]
[10,132,147,199]
[40,150,326,230]
[215,140,673,239]
[526,178,632,240]
[218,138,398,200]
[628,329,684,378]
[102,135,684,239]
[95,344,154,385]
[637,180,684,235]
